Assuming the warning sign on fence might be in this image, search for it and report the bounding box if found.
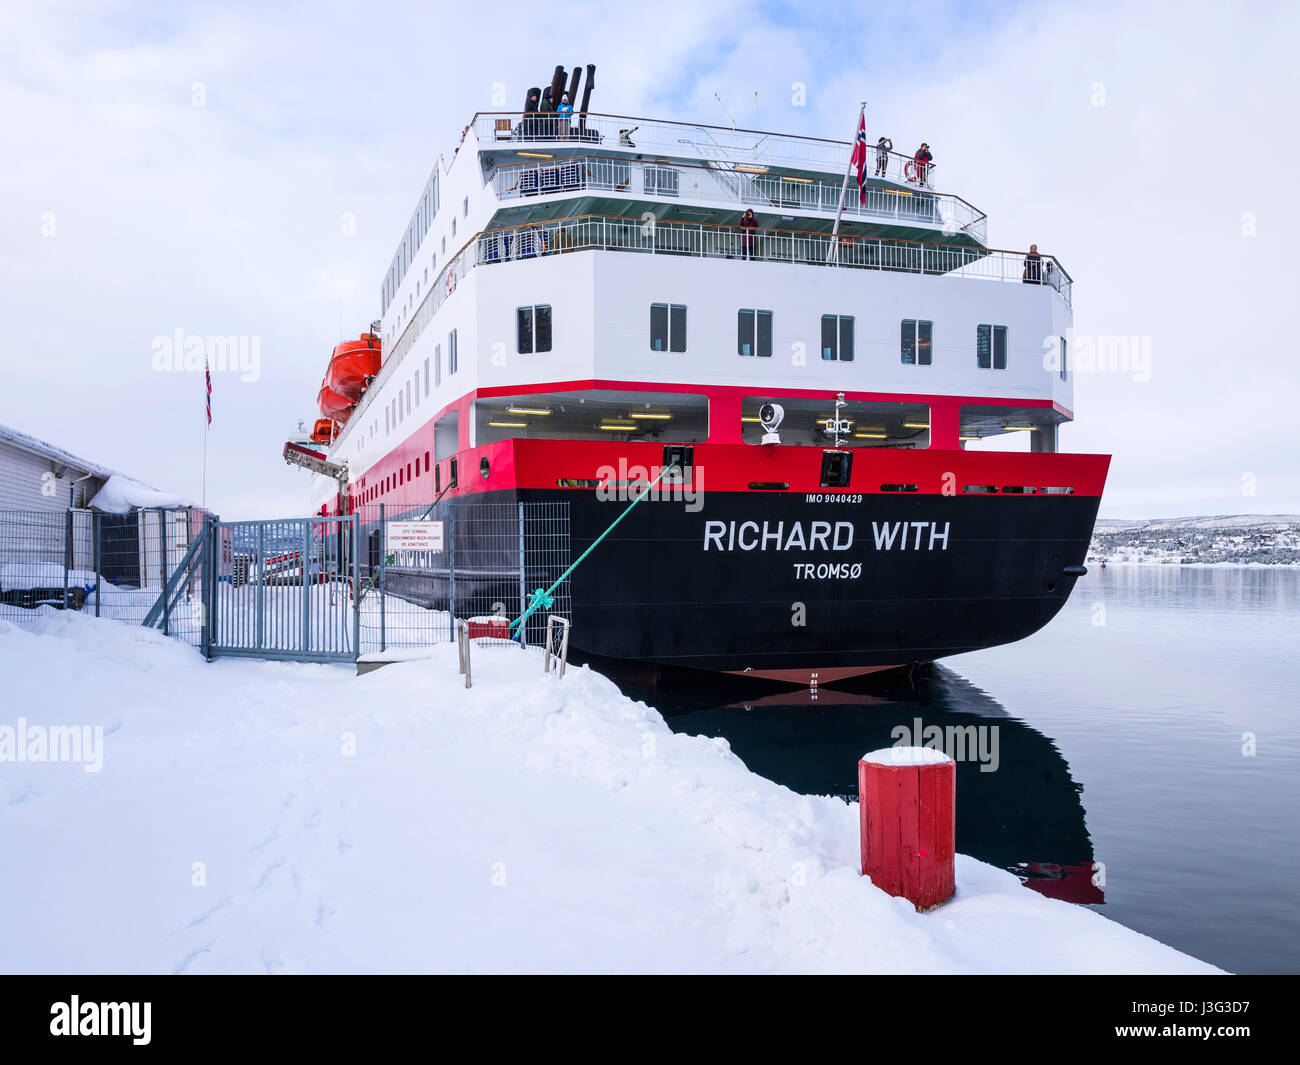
[387,520,444,552]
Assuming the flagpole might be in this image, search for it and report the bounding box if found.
[828,101,866,265]
[202,418,208,510]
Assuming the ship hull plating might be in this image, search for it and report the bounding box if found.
[388,486,1100,684]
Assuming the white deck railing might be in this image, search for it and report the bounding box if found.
[378,214,1070,383]
[490,156,986,243]
[472,112,936,188]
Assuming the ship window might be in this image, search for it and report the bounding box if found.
[435,343,443,385]
[463,196,469,217]
[441,237,446,254]
[1058,336,1068,381]
[414,370,420,406]
[517,305,552,353]
[405,383,411,415]
[821,315,854,361]
[650,303,687,352]
[901,320,933,365]
[452,218,457,237]
[977,324,1008,369]
[737,309,773,357]
[449,330,458,375]
[424,357,430,396]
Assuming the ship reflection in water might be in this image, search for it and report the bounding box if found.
[612,664,1104,906]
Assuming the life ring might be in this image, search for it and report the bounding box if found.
[904,161,918,183]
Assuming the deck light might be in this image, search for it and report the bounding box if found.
[903,422,930,429]
[518,152,554,159]
[488,420,528,428]
[780,176,814,184]
[853,432,888,439]
[628,411,672,420]
[599,422,637,431]
[734,165,768,173]
[959,435,981,441]
[1003,426,1039,431]
[507,406,552,415]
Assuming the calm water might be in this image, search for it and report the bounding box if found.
[620,566,1300,974]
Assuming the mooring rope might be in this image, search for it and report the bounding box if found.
[510,460,679,638]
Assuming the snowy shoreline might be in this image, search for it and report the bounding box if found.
[0,612,1220,974]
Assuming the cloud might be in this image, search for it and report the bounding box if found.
[1,0,1296,518]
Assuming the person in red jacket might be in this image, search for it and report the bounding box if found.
[738,208,759,260]
[913,143,933,187]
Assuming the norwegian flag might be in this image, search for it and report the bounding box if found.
[849,111,868,205]
[205,357,212,425]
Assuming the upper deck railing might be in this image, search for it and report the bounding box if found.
[376,213,1070,386]
[490,155,986,243]
[472,111,934,187]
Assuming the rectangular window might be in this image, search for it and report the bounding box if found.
[385,407,390,433]
[405,383,411,415]
[1059,337,1068,381]
[414,369,420,407]
[516,305,552,354]
[977,324,1008,369]
[449,330,458,375]
[737,309,773,357]
[651,303,687,352]
[435,343,442,386]
[821,315,854,361]
[901,320,933,365]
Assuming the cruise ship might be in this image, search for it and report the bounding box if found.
[302,65,1110,683]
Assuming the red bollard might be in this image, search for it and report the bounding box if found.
[859,747,955,911]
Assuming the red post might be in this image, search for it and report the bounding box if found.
[859,747,955,911]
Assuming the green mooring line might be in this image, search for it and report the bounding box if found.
[511,460,680,638]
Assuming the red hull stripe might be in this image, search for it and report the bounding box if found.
[338,378,1092,511]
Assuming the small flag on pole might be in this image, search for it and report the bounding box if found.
[849,110,867,205]
[205,357,212,425]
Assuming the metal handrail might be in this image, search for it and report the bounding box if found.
[489,155,986,242]
[472,111,938,187]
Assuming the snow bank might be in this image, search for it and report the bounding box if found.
[0,613,1220,974]
[88,475,191,514]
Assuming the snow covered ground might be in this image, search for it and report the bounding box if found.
[0,612,1220,974]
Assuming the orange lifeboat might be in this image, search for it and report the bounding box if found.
[318,379,354,422]
[310,418,338,445]
[326,333,381,401]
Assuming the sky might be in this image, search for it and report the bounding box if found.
[2,0,1297,520]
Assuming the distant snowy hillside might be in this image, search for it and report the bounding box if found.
[1090,516,1300,565]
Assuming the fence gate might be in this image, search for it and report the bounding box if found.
[205,515,359,662]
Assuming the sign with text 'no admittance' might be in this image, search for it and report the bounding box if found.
[387,520,444,552]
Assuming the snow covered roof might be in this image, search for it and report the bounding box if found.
[0,421,191,512]
[87,475,193,514]
[0,421,120,480]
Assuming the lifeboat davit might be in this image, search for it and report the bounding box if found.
[310,418,338,445]
[318,380,354,422]
[326,333,381,401]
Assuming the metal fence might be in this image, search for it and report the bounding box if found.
[206,515,359,662]
[490,154,986,240]
[0,502,571,664]
[356,500,571,656]
[0,507,210,644]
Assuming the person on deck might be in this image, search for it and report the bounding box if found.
[556,93,573,138]
[1023,244,1043,284]
[875,136,893,177]
[913,143,933,186]
[738,208,759,260]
